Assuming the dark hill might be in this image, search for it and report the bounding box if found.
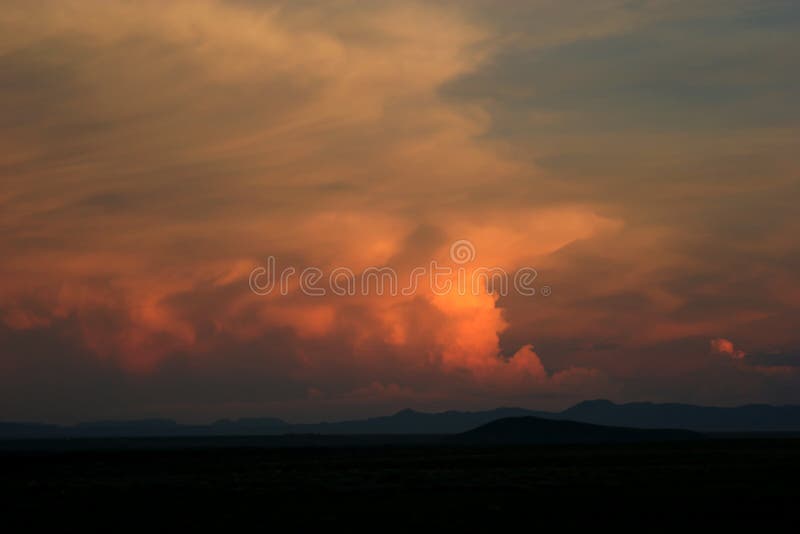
[291,407,547,434]
[450,416,701,445]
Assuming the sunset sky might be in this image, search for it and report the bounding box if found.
[2,0,799,423]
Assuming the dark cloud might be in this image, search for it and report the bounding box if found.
[745,351,800,368]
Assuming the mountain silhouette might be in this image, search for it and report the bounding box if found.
[288,407,546,434]
[449,416,701,445]
[5,400,800,439]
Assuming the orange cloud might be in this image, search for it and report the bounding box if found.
[2,1,800,420]
[710,338,745,360]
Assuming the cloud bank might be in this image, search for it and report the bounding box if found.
[1,1,799,421]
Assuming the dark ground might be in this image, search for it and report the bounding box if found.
[3,437,800,530]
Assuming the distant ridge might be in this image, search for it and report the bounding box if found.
[4,400,800,439]
[449,416,701,445]
[0,418,292,440]
[559,400,800,431]
[0,407,544,440]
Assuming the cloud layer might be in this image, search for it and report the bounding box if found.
[1,1,799,422]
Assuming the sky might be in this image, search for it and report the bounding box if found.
[1,0,799,423]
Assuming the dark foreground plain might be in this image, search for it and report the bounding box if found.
[3,438,800,530]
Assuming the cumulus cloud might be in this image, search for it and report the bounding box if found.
[710,338,746,359]
[0,1,611,399]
